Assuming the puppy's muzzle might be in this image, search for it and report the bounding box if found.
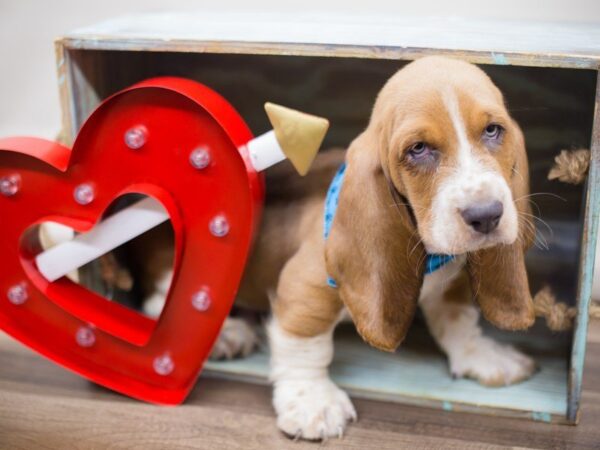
[460,200,504,234]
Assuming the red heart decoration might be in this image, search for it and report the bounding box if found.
[0,77,264,404]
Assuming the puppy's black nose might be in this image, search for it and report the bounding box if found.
[460,201,503,234]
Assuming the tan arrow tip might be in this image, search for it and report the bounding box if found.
[264,102,329,176]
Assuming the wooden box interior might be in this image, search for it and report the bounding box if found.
[63,48,598,422]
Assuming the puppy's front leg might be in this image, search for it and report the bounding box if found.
[420,257,536,386]
[269,242,356,440]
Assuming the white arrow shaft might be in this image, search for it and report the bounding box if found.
[36,197,169,282]
[246,130,285,172]
[35,131,285,283]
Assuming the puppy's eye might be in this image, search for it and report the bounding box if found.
[482,123,504,146]
[405,141,436,167]
[408,142,430,157]
[484,124,501,138]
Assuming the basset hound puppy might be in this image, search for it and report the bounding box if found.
[141,55,537,440]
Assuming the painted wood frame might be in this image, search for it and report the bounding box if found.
[54,13,600,424]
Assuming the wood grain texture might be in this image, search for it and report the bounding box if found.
[61,13,600,68]
[0,324,600,449]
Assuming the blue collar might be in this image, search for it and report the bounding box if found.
[324,162,454,288]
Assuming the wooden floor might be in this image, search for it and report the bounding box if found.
[1,326,600,449]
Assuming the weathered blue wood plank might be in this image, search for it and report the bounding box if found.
[568,72,600,423]
[205,324,568,422]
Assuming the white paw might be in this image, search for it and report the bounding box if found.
[449,337,536,386]
[209,317,258,360]
[142,269,172,318]
[273,379,357,441]
[143,292,166,318]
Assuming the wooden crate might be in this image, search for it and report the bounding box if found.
[55,13,600,424]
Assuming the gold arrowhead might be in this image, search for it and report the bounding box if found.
[264,102,329,176]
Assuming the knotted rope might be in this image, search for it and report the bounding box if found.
[537,148,598,330]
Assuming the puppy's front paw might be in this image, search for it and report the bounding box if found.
[209,317,258,360]
[449,337,536,386]
[142,292,166,318]
[273,379,357,441]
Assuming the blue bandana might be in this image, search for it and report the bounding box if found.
[324,162,454,288]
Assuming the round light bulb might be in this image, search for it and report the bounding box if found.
[7,283,28,305]
[75,326,96,348]
[153,353,174,376]
[209,215,229,237]
[192,288,212,312]
[124,126,147,150]
[0,174,21,197]
[74,183,95,205]
[189,147,211,170]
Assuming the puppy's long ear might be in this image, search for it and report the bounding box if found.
[325,131,426,352]
[467,122,535,330]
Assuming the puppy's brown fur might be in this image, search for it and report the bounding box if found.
[139,56,535,353]
[268,57,534,352]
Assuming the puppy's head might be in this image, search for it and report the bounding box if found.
[326,57,535,352]
[373,56,524,254]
